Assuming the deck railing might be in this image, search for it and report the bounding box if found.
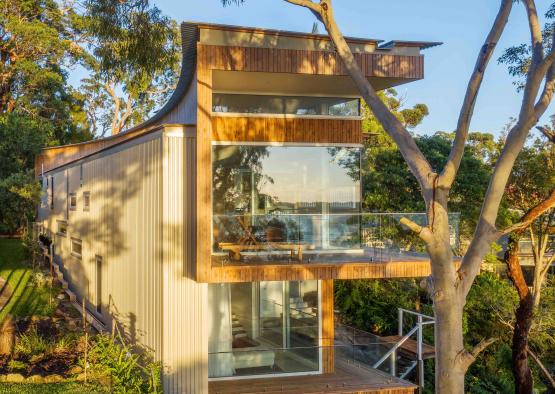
[212,212,460,265]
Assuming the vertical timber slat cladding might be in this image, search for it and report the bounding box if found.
[41,132,164,361]
[321,279,335,374]
[204,260,438,283]
[199,45,423,79]
[211,117,362,143]
[162,127,208,394]
[197,43,213,283]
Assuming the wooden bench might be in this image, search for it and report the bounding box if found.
[219,242,303,262]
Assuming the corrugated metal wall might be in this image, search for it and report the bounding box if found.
[162,127,208,394]
[41,132,165,359]
[160,73,198,125]
[39,127,208,393]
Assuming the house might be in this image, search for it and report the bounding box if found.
[35,22,443,394]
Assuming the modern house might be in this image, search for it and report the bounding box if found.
[35,22,444,394]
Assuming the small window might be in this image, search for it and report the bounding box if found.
[83,192,90,212]
[57,220,67,237]
[71,238,82,259]
[69,193,77,211]
[80,165,84,187]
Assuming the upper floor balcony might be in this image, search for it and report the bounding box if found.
[208,142,459,282]
[212,211,459,267]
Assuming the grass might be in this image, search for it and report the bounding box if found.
[0,239,58,322]
[0,382,110,393]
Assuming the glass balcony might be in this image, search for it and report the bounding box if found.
[212,212,460,266]
[208,321,433,382]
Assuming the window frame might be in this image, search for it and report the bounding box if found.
[212,93,361,119]
[83,191,90,212]
[69,192,77,211]
[56,220,68,237]
[70,237,82,259]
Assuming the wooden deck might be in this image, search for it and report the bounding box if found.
[380,336,435,360]
[209,359,417,394]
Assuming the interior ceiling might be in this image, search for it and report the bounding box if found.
[212,70,415,97]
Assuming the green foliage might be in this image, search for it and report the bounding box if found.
[498,7,554,91]
[363,130,503,245]
[503,128,555,214]
[6,359,26,373]
[77,0,180,135]
[0,382,109,393]
[0,172,41,234]
[87,333,162,393]
[464,272,518,343]
[335,279,432,335]
[0,0,90,140]
[15,328,50,357]
[0,113,52,177]
[362,89,428,142]
[335,274,525,392]
[466,343,515,394]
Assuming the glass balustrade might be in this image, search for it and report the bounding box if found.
[212,212,460,266]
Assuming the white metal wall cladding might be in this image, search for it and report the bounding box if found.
[162,128,208,394]
[42,133,164,360]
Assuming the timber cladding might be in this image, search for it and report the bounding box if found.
[198,44,423,78]
[203,260,435,283]
[211,116,362,143]
[196,43,423,283]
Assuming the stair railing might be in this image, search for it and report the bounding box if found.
[373,308,435,389]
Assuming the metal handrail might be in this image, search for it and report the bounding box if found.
[371,324,420,369]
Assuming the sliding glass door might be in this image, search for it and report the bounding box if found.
[208,280,321,378]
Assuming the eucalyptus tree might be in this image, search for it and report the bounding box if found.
[76,0,180,136]
[222,1,555,392]
[502,128,555,392]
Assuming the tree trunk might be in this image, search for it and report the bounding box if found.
[434,292,466,393]
[505,233,535,393]
[428,194,467,393]
[513,295,534,394]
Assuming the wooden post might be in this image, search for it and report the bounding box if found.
[82,298,88,384]
[49,244,53,306]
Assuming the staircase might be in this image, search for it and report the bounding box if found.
[335,308,435,390]
[232,313,248,340]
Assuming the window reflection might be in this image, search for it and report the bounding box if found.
[208,280,320,378]
[212,145,362,256]
[213,94,360,117]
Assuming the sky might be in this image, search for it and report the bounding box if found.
[151,0,555,137]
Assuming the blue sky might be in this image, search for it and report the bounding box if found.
[153,0,555,137]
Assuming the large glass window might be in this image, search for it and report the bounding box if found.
[213,94,360,117]
[212,145,362,261]
[208,280,320,379]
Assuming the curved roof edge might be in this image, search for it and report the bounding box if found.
[42,22,199,152]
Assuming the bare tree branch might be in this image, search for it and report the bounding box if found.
[459,338,498,371]
[499,189,555,236]
[440,0,513,188]
[528,348,555,389]
[284,0,435,191]
[524,0,544,62]
[537,125,555,143]
[283,0,320,12]
[400,217,435,244]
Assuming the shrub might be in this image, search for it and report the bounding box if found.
[15,328,50,357]
[31,271,49,288]
[7,359,26,373]
[87,333,162,393]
